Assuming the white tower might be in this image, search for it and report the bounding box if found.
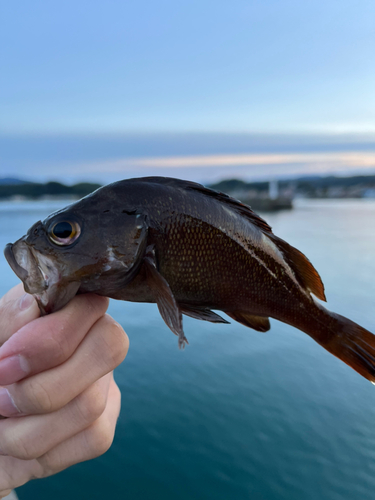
[269,179,279,200]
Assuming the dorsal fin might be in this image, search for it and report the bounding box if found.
[134,177,273,234]
[270,235,326,301]
[185,182,273,234]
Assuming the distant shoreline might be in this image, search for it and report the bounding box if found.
[210,174,375,200]
[0,181,101,200]
[1,174,375,201]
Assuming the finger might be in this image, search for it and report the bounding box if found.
[0,293,109,386]
[0,452,43,496]
[0,373,113,460]
[37,376,121,476]
[0,284,40,346]
[0,377,120,495]
[0,315,128,417]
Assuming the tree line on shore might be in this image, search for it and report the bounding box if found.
[0,181,102,199]
[1,174,375,200]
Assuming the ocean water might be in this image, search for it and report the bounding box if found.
[1,198,375,500]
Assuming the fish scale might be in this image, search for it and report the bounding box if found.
[156,214,299,317]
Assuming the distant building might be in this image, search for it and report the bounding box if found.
[269,180,279,200]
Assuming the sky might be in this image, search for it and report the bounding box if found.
[1,0,375,183]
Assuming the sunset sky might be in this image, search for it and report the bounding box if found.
[1,0,374,183]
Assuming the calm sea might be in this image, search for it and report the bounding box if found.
[1,198,375,500]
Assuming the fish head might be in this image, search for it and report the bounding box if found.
[4,198,148,314]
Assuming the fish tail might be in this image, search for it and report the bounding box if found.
[306,304,375,383]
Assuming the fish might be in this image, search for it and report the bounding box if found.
[4,176,375,383]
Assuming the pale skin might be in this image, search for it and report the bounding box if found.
[0,284,129,498]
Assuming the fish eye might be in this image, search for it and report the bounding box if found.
[48,220,81,246]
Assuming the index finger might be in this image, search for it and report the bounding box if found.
[0,284,40,346]
[0,293,109,386]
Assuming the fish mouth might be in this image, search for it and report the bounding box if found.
[4,241,47,294]
[4,239,80,315]
[4,243,29,282]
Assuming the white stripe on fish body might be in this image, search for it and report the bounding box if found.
[259,232,307,294]
[205,203,309,298]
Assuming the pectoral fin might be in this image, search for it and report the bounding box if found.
[144,245,188,348]
[180,304,229,324]
[226,311,271,332]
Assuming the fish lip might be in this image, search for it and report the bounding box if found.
[4,243,29,282]
[4,241,48,294]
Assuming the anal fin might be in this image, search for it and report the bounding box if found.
[226,311,271,332]
[180,304,230,324]
[144,245,188,348]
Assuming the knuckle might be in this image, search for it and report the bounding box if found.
[112,380,121,403]
[37,449,65,477]
[101,318,129,370]
[87,418,115,458]
[76,385,107,424]
[46,326,72,363]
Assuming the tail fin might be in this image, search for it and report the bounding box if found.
[310,306,375,383]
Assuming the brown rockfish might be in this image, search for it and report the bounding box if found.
[4,177,375,382]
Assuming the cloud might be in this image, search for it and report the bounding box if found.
[129,152,375,168]
[72,151,375,174]
[15,150,375,185]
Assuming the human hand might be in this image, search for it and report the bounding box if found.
[0,284,129,498]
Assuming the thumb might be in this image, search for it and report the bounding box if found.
[0,284,40,346]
